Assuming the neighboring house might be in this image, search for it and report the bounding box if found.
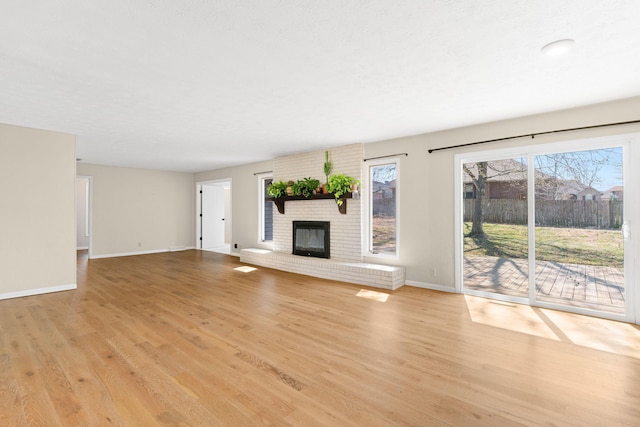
[371,179,396,199]
[463,162,608,201]
[602,185,624,201]
[463,159,527,200]
[552,180,602,201]
[463,159,549,200]
[575,186,602,201]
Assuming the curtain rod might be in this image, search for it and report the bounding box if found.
[427,119,640,154]
[252,170,273,175]
[363,153,408,162]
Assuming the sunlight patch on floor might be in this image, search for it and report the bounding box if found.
[356,289,389,302]
[465,295,560,340]
[539,308,640,359]
[465,295,640,359]
[234,266,257,273]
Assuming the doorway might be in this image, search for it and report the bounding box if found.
[456,134,635,322]
[197,179,231,254]
[76,176,91,256]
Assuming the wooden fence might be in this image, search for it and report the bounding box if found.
[373,198,396,217]
[464,199,623,229]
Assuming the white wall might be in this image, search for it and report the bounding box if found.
[76,163,195,257]
[195,96,640,289]
[0,123,76,298]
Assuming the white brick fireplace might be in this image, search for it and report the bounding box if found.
[240,143,405,290]
[272,143,363,261]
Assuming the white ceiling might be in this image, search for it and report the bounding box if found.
[2,1,639,173]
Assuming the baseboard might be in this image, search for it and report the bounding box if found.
[0,284,77,301]
[90,248,170,259]
[405,280,457,293]
[77,246,89,250]
[170,246,196,252]
[90,247,197,259]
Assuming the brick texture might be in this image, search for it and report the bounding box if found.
[241,249,405,290]
[273,144,363,262]
[256,143,405,289]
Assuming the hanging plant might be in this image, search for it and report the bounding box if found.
[328,173,359,206]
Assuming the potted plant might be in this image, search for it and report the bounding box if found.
[266,181,288,198]
[295,177,320,198]
[286,180,295,196]
[323,151,333,193]
[291,180,303,196]
[328,173,359,206]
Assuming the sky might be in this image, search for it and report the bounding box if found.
[528,147,622,191]
[536,147,622,191]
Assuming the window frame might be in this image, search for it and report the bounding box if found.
[366,157,400,258]
[257,172,274,244]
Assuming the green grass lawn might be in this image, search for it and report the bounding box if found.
[372,216,396,253]
[464,222,623,268]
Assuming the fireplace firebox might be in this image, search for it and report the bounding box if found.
[292,221,330,258]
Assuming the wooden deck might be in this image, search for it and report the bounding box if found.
[464,255,625,314]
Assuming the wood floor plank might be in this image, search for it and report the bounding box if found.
[1,249,639,426]
[0,354,27,426]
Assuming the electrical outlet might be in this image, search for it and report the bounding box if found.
[234,243,238,249]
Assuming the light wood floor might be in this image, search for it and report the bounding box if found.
[1,250,639,426]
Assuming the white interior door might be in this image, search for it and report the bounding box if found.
[202,185,226,249]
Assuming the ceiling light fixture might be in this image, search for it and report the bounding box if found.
[541,39,575,56]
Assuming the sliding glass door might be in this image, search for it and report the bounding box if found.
[533,147,625,315]
[462,157,529,300]
[457,137,633,321]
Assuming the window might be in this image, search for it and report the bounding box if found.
[258,173,273,242]
[464,183,475,199]
[369,159,399,256]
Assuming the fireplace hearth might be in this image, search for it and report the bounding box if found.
[292,221,330,258]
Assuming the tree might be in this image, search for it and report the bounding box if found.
[463,161,487,236]
[463,159,527,236]
[534,149,620,199]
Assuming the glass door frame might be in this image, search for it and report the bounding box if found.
[455,133,637,323]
